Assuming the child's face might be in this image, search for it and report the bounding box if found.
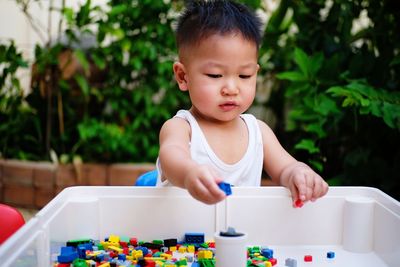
[174,33,259,123]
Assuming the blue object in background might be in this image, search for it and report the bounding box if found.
[135,169,158,186]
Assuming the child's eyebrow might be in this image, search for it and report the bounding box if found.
[201,62,258,69]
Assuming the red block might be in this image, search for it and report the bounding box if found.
[269,258,277,265]
[130,237,138,246]
[304,255,313,262]
[119,241,128,247]
[294,199,304,208]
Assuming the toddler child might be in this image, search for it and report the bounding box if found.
[156,0,329,205]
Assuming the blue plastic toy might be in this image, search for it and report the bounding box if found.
[135,169,158,186]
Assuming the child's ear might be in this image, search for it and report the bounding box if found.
[173,62,188,91]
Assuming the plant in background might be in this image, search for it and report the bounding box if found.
[0,41,42,160]
[4,0,263,164]
[262,0,400,199]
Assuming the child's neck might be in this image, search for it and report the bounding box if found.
[189,108,241,129]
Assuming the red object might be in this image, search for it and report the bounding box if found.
[119,241,128,247]
[304,255,313,262]
[268,258,277,265]
[130,237,138,246]
[0,203,25,244]
[57,264,71,267]
[294,199,304,208]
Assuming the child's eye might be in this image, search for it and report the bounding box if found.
[239,74,251,79]
[206,74,222,78]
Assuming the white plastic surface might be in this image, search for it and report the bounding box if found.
[0,186,399,267]
[214,230,247,267]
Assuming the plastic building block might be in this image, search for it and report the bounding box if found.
[218,182,232,196]
[327,251,335,259]
[294,199,304,208]
[304,255,313,262]
[129,237,138,246]
[268,257,277,266]
[185,232,205,244]
[260,248,273,259]
[285,258,297,267]
[57,246,78,263]
[72,258,87,267]
[66,238,92,248]
[142,242,163,250]
[164,238,178,247]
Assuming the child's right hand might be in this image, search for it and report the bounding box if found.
[183,164,227,205]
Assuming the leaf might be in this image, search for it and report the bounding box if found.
[294,139,320,154]
[294,48,310,78]
[91,53,106,70]
[309,160,323,172]
[305,123,326,138]
[63,7,75,25]
[74,74,90,98]
[109,4,127,16]
[276,71,307,81]
[74,49,90,75]
[309,52,324,77]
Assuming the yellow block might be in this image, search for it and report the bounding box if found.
[197,250,213,259]
[187,245,195,253]
[108,235,120,243]
[144,257,165,261]
[161,253,173,260]
[169,246,177,252]
[98,263,110,267]
[178,246,187,253]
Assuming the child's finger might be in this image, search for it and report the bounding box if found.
[311,176,324,201]
[294,174,307,201]
[204,179,226,201]
[191,181,221,204]
[289,183,300,206]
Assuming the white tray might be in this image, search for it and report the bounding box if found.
[0,186,399,267]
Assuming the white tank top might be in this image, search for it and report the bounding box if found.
[156,110,264,186]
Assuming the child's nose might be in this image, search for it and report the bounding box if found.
[221,80,239,95]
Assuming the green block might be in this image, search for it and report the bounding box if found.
[200,242,209,248]
[72,258,87,267]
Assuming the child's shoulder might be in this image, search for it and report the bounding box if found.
[160,116,191,135]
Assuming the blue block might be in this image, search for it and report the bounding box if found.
[57,246,78,263]
[261,248,273,259]
[327,251,335,259]
[185,232,205,244]
[218,182,232,196]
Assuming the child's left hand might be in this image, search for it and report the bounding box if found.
[280,161,329,207]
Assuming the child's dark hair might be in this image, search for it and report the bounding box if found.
[176,0,263,50]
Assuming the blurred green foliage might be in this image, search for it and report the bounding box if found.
[0,0,399,199]
[262,0,400,199]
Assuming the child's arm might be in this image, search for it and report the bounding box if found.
[158,118,226,204]
[258,120,328,205]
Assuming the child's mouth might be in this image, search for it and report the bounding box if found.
[219,102,238,111]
